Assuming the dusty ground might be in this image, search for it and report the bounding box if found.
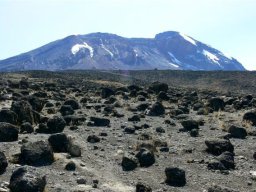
[0,71,256,192]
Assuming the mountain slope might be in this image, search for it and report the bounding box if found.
[0,31,245,71]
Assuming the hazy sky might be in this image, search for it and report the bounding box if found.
[0,0,255,70]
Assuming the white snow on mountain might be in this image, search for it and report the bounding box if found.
[101,44,114,58]
[203,50,222,67]
[168,52,181,64]
[134,49,139,57]
[71,42,94,57]
[169,63,180,68]
[179,33,197,46]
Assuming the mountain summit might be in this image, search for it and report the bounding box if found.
[0,31,245,71]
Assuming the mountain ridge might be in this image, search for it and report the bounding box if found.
[0,31,245,71]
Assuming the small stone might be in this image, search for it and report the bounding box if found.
[65,161,76,171]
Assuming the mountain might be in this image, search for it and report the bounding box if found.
[0,31,245,71]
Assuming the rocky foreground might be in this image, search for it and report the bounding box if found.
[0,71,256,192]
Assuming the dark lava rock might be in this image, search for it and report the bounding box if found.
[33,91,48,98]
[205,139,234,155]
[190,129,199,137]
[157,91,169,100]
[104,96,117,104]
[136,102,150,111]
[208,185,239,192]
[48,133,69,152]
[0,122,19,142]
[181,119,199,131]
[208,160,226,170]
[20,140,54,166]
[59,105,74,116]
[19,78,29,89]
[20,122,34,133]
[121,154,138,171]
[193,102,204,111]
[128,115,141,122]
[27,96,45,112]
[147,102,165,116]
[208,151,235,170]
[65,161,76,171]
[136,182,152,192]
[165,167,186,187]
[155,127,165,133]
[0,109,17,125]
[101,87,115,98]
[149,82,168,94]
[228,125,247,139]
[128,85,141,92]
[64,99,80,110]
[0,151,8,174]
[11,100,35,125]
[46,116,66,133]
[124,127,136,134]
[135,148,155,167]
[208,97,225,111]
[9,166,46,192]
[90,117,110,126]
[243,111,256,126]
[218,151,235,170]
[137,95,146,101]
[87,135,100,143]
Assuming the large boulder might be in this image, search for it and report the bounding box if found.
[0,122,19,142]
[20,122,34,134]
[48,133,69,152]
[208,152,235,170]
[136,182,152,192]
[9,166,46,192]
[90,117,110,127]
[101,87,115,98]
[63,99,80,110]
[11,100,35,125]
[218,151,235,170]
[27,96,45,112]
[0,109,17,125]
[243,111,256,126]
[228,125,247,139]
[46,116,66,133]
[149,82,168,94]
[208,97,225,111]
[181,119,199,131]
[0,151,8,174]
[205,139,234,155]
[59,105,74,116]
[165,167,186,187]
[147,102,165,116]
[121,153,138,171]
[20,140,54,166]
[135,148,155,167]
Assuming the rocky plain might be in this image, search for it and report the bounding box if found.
[0,70,256,192]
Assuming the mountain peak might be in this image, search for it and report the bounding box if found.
[0,31,245,71]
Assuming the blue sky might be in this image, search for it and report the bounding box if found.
[0,0,255,70]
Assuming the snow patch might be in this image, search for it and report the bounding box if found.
[170,63,180,68]
[100,39,114,58]
[71,42,94,58]
[203,50,222,67]
[179,33,197,46]
[133,49,138,57]
[168,52,181,64]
